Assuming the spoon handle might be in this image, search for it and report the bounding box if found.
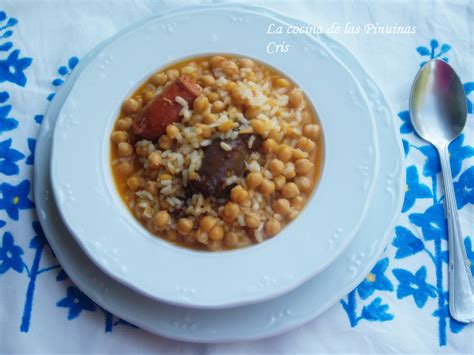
[438,145,474,323]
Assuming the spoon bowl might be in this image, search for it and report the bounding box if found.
[410,59,467,146]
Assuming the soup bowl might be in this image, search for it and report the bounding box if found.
[51,6,379,308]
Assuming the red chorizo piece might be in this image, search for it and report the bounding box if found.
[132,76,202,140]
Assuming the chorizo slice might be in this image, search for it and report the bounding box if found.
[132,76,202,140]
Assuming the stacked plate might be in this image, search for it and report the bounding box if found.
[35,4,404,342]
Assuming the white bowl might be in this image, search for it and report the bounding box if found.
[50,6,379,309]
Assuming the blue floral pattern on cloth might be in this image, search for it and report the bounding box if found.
[0,231,24,274]
[0,180,34,220]
[416,39,451,66]
[0,11,31,87]
[0,7,472,347]
[0,9,135,335]
[340,39,474,346]
[57,286,97,319]
[0,91,18,134]
[0,137,24,175]
[393,266,437,308]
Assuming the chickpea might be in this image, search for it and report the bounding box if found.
[148,151,162,169]
[160,199,170,210]
[262,138,277,153]
[122,98,140,114]
[211,100,226,114]
[277,145,292,162]
[115,161,133,176]
[230,88,245,105]
[145,181,158,196]
[295,158,313,175]
[245,213,261,229]
[292,196,305,210]
[274,175,286,190]
[117,142,133,157]
[251,119,267,136]
[225,232,239,248]
[247,172,263,189]
[198,124,213,138]
[245,106,261,119]
[282,162,296,179]
[181,65,195,76]
[166,68,180,81]
[127,176,144,191]
[265,219,281,236]
[210,56,226,68]
[209,225,224,240]
[268,129,282,142]
[297,137,309,150]
[150,72,167,86]
[301,111,312,124]
[207,92,219,103]
[218,119,234,132]
[143,91,154,104]
[203,112,217,125]
[289,88,304,108]
[225,81,237,92]
[111,131,128,144]
[292,148,307,160]
[273,198,291,215]
[280,122,291,137]
[166,124,180,140]
[193,95,209,113]
[201,74,216,87]
[223,202,240,222]
[136,142,150,157]
[159,135,173,150]
[177,218,194,235]
[115,117,132,130]
[223,61,239,76]
[143,83,156,94]
[295,176,311,192]
[200,61,210,69]
[246,72,257,82]
[282,182,300,199]
[153,211,169,229]
[259,179,275,196]
[200,216,217,232]
[240,58,255,69]
[268,159,284,176]
[303,124,321,141]
[297,137,316,152]
[274,78,290,88]
[196,229,209,244]
[306,140,316,152]
[230,185,248,204]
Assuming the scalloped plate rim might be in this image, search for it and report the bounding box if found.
[35,3,404,342]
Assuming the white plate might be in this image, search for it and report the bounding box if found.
[49,5,379,309]
[36,4,403,342]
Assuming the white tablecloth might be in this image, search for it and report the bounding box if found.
[0,0,473,353]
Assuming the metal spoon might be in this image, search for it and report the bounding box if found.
[410,59,474,323]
